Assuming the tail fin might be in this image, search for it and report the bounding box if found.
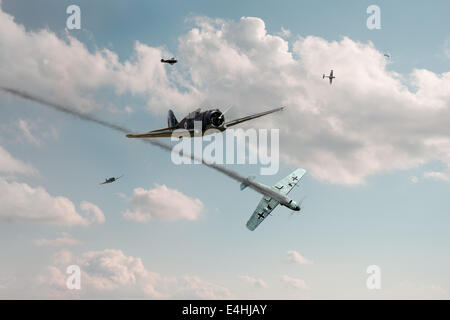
[167,109,179,128]
[240,176,256,190]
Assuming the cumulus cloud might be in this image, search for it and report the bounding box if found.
[34,232,81,247]
[286,250,313,265]
[0,4,201,113]
[0,144,37,176]
[281,275,309,290]
[0,178,104,226]
[80,201,105,224]
[40,249,231,299]
[3,6,450,185]
[239,275,268,288]
[177,16,450,184]
[123,184,203,222]
[51,250,73,265]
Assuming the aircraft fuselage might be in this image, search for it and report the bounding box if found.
[174,109,226,136]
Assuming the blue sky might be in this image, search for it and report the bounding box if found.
[0,0,450,299]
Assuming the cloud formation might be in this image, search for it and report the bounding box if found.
[177,16,450,184]
[2,4,450,185]
[286,250,313,265]
[0,178,104,226]
[39,249,231,299]
[0,144,37,176]
[239,275,268,288]
[123,184,204,222]
[281,275,309,290]
[34,232,81,247]
[0,3,201,113]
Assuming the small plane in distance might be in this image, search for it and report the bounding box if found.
[100,175,123,185]
[243,168,306,231]
[126,107,284,138]
[323,69,335,84]
[161,57,177,65]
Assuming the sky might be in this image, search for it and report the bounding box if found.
[0,0,450,299]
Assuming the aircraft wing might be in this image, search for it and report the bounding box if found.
[224,107,284,128]
[246,196,280,231]
[272,168,306,196]
[126,127,175,138]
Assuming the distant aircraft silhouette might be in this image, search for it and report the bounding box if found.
[100,175,123,185]
[161,57,177,65]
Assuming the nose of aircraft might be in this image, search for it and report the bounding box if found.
[289,200,300,211]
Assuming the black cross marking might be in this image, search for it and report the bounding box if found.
[257,213,265,220]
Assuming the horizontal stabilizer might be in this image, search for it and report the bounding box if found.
[240,176,256,190]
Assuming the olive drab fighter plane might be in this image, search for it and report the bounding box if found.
[126,107,284,139]
[242,168,306,231]
[323,70,335,84]
[100,175,123,185]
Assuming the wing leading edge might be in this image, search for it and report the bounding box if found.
[224,107,284,128]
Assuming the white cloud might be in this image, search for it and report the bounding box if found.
[0,144,37,176]
[281,275,309,290]
[3,7,450,185]
[0,4,202,114]
[286,250,313,265]
[239,275,268,288]
[0,178,104,226]
[17,119,40,146]
[80,201,105,224]
[123,184,203,222]
[34,232,81,247]
[51,249,73,265]
[176,16,450,185]
[40,249,231,299]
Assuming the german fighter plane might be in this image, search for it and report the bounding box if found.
[100,175,123,185]
[242,168,306,231]
[126,107,284,138]
[323,70,335,84]
[161,57,177,65]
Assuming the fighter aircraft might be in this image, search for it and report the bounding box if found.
[161,57,177,65]
[323,70,335,84]
[126,107,284,138]
[100,175,123,185]
[242,168,306,231]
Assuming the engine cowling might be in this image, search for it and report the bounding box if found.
[209,110,225,128]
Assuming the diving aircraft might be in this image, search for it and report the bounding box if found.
[161,58,177,65]
[100,175,123,185]
[242,168,306,231]
[323,70,335,84]
[126,107,284,138]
